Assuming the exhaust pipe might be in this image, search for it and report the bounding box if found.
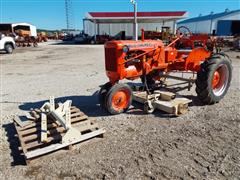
[141,29,145,41]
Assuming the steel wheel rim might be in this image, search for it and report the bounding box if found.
[212,64,229,96]
[111,90,130,111]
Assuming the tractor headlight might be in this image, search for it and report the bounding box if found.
[122,45,129,53]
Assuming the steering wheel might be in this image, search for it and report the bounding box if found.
[176,26,192,38]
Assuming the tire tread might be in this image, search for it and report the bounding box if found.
[196,53,232,104]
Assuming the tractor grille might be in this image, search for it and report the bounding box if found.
[105,47,118,71]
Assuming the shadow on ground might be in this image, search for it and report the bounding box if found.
[182,95,205,107]
[7,89,201,166]
[2,123,26,166]
[50,41,100,46]
[0,51,7,54]
[18,88,200,119]
[18,91,108,117]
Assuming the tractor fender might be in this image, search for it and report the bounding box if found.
[185,47,211,71]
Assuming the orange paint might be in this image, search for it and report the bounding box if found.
[104,34,212,85]
[111,90,130,111]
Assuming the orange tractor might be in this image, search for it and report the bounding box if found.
[99,28,232,115]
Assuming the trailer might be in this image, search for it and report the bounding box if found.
[0,23,38,47]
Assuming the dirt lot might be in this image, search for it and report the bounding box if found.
[0,41,240,180]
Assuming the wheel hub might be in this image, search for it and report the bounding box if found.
[112,90,129,110]
[211,64,229,96]
[212,71,221,89]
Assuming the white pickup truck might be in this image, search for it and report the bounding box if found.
[0,34,16,54]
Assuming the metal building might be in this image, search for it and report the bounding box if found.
[83,11,187,39]
[177,9,240,36]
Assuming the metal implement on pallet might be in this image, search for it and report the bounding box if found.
[13,97,105,164]
[132,90,192,115]
[40,96,82,144]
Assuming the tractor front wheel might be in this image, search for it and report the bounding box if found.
[98,82,112,109]
[196,54,232,104]
[105,83,132,115]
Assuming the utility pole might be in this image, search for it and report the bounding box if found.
[65,0,75,33]
[130,0,138,41]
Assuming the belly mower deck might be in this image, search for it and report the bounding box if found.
[132,89,192,115]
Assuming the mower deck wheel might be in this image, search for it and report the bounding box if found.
[143,101,155,114]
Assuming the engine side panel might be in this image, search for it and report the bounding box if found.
[104,40,165,83]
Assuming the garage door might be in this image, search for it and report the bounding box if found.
[217,20,232,36]
[217,20,240,36]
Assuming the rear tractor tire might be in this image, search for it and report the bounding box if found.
[196,54,232,104]
[99,83,132,115]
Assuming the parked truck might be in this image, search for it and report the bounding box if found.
[0,34,15,54]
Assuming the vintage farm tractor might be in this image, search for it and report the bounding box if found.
[99,28,232,115]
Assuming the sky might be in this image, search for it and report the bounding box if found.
[1,0,240,30]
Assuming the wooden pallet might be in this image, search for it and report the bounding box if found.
[14,106,105,164]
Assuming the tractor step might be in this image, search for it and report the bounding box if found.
[14,106,105,165]
[132,90,192,115]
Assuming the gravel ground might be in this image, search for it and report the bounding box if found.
[0,41,240,180]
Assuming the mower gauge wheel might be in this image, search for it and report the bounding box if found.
[143,101,155,114]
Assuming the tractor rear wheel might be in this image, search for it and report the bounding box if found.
[196,54,232,104]
[105,83,132,115]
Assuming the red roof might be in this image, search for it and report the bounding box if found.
[89,11,186,18]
